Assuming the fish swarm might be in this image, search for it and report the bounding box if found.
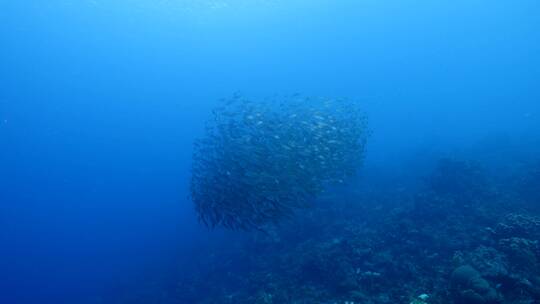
[190,95,368,230]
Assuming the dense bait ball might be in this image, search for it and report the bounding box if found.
[190,95,368,230]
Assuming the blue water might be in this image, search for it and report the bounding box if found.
[1,1,539,303]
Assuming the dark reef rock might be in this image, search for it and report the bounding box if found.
[459,246,510,281]
[494,213,540,240]
[450,265,500,304]
[113,156,540,304]
[498,237,538,270]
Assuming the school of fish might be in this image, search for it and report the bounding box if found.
[190,95,368,230]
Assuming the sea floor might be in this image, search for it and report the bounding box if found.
[114,158,540,304]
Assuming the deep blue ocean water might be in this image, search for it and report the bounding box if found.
[1,1,539,303]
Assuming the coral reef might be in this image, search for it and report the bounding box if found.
[113,157,540,303]
[450,265,500,303]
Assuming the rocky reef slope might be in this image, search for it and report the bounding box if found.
[118,158,540,304]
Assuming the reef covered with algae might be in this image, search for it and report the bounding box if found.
[113,156,540,304]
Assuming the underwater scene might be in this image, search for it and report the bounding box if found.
[1,1,540,304]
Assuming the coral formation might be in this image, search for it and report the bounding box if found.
[114,156,540,303]
[450,265,499,303]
